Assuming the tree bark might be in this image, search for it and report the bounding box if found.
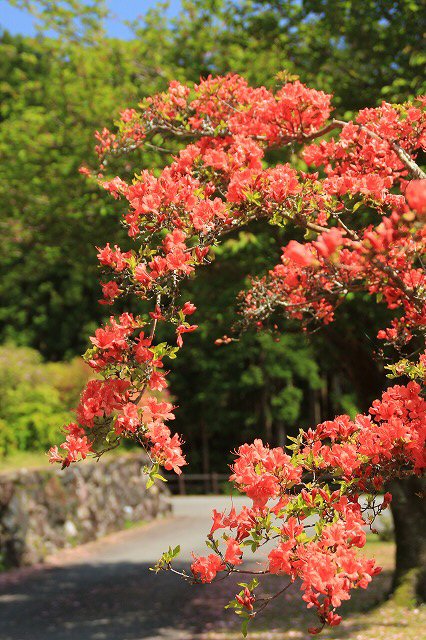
[389,476,426,604]
[276,420,286,447]
[201,420,210,494]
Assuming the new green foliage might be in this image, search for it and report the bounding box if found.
[0,344,91,456]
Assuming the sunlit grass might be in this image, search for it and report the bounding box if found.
[0,450,49,472]
[0,446,131,474]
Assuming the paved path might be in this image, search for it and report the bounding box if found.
[0,495,391,640]
[0,496,250,640]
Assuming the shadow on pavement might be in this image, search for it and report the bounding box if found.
[0,560,232,640]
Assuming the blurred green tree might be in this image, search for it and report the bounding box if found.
[0,20,171,357]
[132,0,425,105]
[0,344,92,456]
[1,0,424,468]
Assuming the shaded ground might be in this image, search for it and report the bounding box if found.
[0,496,423,640]
[0,496,248,640]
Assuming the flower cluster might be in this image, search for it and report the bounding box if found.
[303,99,425,190]
[48,310,187,472]
[243,207,425,346]
[188,382,424,632]
[50,74,425,635]
[96,74,332,157]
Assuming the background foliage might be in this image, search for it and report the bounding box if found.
[0,0,425,467]
[0,344,91,456]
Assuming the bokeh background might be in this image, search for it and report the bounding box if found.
[1,0,425,475]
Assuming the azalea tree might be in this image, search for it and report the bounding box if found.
[49,75,425,635]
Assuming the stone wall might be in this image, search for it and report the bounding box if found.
[0,454,171,568]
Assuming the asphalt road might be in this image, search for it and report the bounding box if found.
[0,494,391,640]
[0,496,252,640]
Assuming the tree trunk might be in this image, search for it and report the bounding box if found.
[322,324,385,408]
[308,388,322,425]
[389,476,426,604]
[259,351,273,443]
[276,420,286,447]
[201,420,210,494]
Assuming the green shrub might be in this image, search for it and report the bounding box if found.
[0,419,16,457]
[0,344,92,457]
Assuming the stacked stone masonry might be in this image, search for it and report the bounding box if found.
[0,454,171,568]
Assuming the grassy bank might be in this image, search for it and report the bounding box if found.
[0,450,50,473]
[0,447,136,474]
